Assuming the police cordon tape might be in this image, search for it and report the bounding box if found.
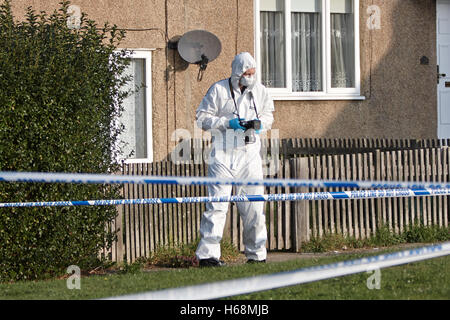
[1,188,450,208]
[1,171,450,190]
[102,241,450,300]
[1,171,449,300]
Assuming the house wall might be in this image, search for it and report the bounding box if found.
[9,0,437,161]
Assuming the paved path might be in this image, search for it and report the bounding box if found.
[139,243,433,271]
[230,242,433,265]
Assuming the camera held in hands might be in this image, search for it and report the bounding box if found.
[239,119,261,144]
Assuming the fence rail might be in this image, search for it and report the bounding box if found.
[278,137,450,157]
[103,139,450,263]
[183,138,450,161]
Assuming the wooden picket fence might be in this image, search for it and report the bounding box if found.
[300,148,450,242]
[103,139,450,263]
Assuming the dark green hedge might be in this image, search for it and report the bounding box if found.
[0,1,130,281]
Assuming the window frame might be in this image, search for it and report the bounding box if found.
[254,0,364,101]
[116,49,154,164]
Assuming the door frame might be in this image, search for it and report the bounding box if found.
[437,0,450,138]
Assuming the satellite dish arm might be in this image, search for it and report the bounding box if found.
[197,54,209,81]
[198,54,209,71]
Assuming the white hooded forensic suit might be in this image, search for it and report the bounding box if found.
[195,52,275,262]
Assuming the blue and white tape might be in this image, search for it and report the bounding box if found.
[1,188,450,208]
[103,241,450,300]
[1,171,450,190]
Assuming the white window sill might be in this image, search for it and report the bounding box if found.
[270,94,366,101]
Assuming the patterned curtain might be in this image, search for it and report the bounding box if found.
[118,58,147,159]
[291,12,322,92]
[260,11,286,88]
[331,13,355,88]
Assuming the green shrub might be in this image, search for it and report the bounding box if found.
[0,1,130,281]
[301,224,450,253]
[370,224,405,246]
[403,223,450,243]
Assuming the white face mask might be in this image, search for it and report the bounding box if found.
[240,75,256,87]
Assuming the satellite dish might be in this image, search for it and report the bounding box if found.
[175,30,222,81]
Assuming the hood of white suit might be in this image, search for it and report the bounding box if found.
[230,52,257,91]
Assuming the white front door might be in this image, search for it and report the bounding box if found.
[437,0,450,138]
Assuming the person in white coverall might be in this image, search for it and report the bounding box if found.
[195,52,275,267]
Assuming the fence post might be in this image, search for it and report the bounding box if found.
[375,149,382,229]
[291,157,310,252]
[115,204,124,264]
[112,165,125,264]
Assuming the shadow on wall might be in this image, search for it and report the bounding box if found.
[323,0,437,139]
[166,35,190,83]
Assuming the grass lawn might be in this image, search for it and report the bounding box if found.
[231,255,449,300]
[0,244,448,300]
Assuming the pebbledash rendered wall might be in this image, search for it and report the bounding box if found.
[10,0,438,161]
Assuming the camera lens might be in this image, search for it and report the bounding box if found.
[244,129,256,144]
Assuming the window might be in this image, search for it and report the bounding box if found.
[117,50,153,163]
[255,0,363,100]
